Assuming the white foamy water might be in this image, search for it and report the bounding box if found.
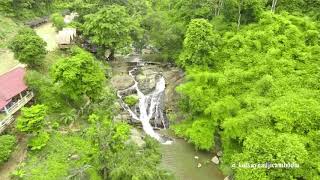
[117,58,172,144]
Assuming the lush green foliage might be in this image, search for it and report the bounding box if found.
[0,1,176,180]
[124,95,139,106]
[25,70,69,113]
[0,0,69,19]
[83,5,133,59]
[174,12,320,179]
[51,47,106,101]
[86,113,173,179]
[28,131,50,151]
[107,137,174,180]
[172,117,216,151]
[20,133,97,179]
[50,13,64,30]
[0,135,16,165]
[6,0,320,179]
[0,15,21,48]
[178,19,218,68]
[16,104,48,133]
[9,28,47,68]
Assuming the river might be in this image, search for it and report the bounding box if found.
[160,129,224,180]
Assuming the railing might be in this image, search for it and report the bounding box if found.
[0,116,14,134]
[0,91,34,134]
[7,92,34,115]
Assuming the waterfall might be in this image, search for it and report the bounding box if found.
[117,58,172,144]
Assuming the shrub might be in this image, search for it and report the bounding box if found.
[186,118,215,151]
[16,104,48,133]
[0,135,16,164]
[28,131,50,151]
[124,95,139,106]
[50,13,64,30]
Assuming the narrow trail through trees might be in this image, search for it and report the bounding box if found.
[0,135,28,180]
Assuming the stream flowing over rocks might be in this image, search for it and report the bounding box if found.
[113,54,183,143]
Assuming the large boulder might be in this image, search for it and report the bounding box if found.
[217,151,223,157]
[211,156,220,165]
[136,67,158,94]
[111,75,135,90]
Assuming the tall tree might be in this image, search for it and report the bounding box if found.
[51,47,106,102]
[237,0,243,30]
[9,28,47,68]
[223,0,267,26]
[178,19,218,67]
[83,5,133,60]
[271,0,278,13]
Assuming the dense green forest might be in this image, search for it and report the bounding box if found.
[1,0,320,179]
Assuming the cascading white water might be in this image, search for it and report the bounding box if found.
[117,58,171,144]
[136,77,165,141]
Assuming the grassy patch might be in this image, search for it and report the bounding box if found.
[0,16,21,48]
[38,50,68,74]
[0,49,19,75]
[0,135,16,165]
[34,23,58,51]
[19,132,97,180]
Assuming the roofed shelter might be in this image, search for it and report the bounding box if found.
[0,67,34,133]
[57,28,77,49]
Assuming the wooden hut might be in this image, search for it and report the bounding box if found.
[57,28,77,49]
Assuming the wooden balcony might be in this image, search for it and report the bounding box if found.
[0,91,34,134]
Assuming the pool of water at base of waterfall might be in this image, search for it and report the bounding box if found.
[159,129,225,180]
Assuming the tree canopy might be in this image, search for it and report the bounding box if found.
[51,47,106,101]
[178,19,218,68]
[9,28,47,68]
[83,4,133,59]
[174,12,320,179]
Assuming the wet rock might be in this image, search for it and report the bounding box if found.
[111,75,135,90]
[194,156,199,160]
[162,68,184,112]
[70,154,80,161]
[211,156,220,165]
[224,176,230,180]
[197,163,202,168]
[160,135,173,144]
[136,68,157,94]
[142,49,153,55]
[149,91,168,128]
[130,128,145,147]
[114,111,131,122]
[217,151,223,157]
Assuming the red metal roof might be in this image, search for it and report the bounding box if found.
[0,67,27,109]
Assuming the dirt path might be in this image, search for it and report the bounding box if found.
[0,135,28,180]
[0,49,20,75]
[34,22,58,51]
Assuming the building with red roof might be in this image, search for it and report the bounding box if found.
[0,67,28,110]
[0,67,34,133]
